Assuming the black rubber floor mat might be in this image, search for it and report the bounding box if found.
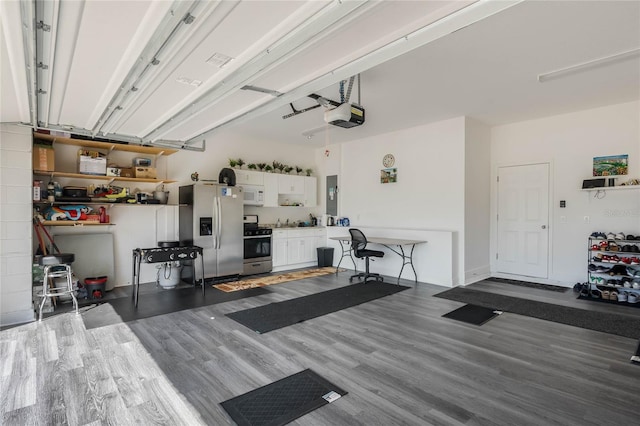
[435,287,640,339]
[442,304,500,325]
[220,369,347,426]
[82,286,270,329]
[226,281,408,333]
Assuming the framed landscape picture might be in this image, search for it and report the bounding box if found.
[593,154,628,177]
[380,168,397,184]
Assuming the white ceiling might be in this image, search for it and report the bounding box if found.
[1,1,639,149]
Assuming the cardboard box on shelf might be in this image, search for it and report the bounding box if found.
[120,167,134,178]
[33,144,55,172]
[134,167,157,179]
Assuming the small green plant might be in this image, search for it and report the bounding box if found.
[236,158,245,168]
[277,163,286,172]
[264,165,273,172]
[272,161,281,171]
[284,166,293,174]
[248,163,257,170]
[228,158,238,168]
[305,168,312,176]
[295,166,303,175]
[257,163,266,171]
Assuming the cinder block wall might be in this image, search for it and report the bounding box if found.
[1,124,35,325]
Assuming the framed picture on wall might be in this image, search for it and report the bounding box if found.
[380,168,397,183]
[593,154,628,177]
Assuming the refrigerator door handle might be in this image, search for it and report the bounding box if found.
[216,195,222,249]
[212,196,218,249]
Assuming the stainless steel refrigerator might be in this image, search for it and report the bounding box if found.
[179,183,243,282]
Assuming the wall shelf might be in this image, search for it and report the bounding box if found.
[40,221,114,226]
[582,185,640,192]
[33,132,178,156]
[33,170,176,184]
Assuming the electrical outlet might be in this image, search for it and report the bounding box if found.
[583,215,590,223]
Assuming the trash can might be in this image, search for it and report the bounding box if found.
[317,247,334,267]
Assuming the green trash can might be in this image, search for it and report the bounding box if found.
[317,247,334,267]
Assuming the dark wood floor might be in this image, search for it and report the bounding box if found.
[2,273,639,425]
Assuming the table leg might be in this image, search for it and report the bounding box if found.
[200,252,205,297]
[335,240,357,273]
[134,254,142,307]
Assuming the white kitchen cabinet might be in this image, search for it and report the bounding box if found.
[278,174,304,194]
[272,230,289,267]
[235,169,264,185]
[304,176,317,207]
[272,228,327,272]
[263,172,279,207]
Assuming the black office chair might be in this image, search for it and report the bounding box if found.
[349,228,384,282]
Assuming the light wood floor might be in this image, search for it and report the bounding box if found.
[2,274,640,425]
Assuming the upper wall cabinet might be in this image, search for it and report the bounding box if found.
[278,174,305,195]
[235,170,264,186]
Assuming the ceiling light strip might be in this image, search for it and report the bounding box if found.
[90,0,201,136]
[538,48,640,83]
[185,0,523,144]
[142,0,373,142]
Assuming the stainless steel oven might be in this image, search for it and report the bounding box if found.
[243,215,272,275]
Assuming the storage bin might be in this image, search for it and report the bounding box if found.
[317,247,334,267]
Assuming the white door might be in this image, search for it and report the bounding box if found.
[496,163,550,278]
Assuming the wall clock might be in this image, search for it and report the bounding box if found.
[382,153,395,168]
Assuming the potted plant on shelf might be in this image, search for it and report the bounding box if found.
[257,163,266,171]
[264,165,273,172]
[272,161,281,172]
[236,158,245,169]
[295,166,303,175]
[248,163,257,170]
[305,168,313,176]
[228,158,238,168]
[277,163,286,173]
[284,166,293,174]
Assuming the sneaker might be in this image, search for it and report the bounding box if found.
[622,245,632,252]
[632,245,640,253]
[599,241,609,250]
[593,253,604,261]
[628,293,638,303]
[595,265,610,273]
[610,291,618,301]
[609,242,619,252]
[610,264,626,275]
[631,257,640,265]
[622,257,632,264]
[618,292,628,302]
[589,264,598,272]
[615,232,626,240]
[607,232,616,240]
[627,234,637,240]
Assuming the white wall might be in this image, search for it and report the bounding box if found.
[331,116,467,286]
[464,118,491,284]
[0,124,35,325]
[491,101,640,285]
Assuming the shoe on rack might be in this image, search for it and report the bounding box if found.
[609,242,619,252]
[628,293,638,303]
[622,245,632,252]
[622,257,632,264]
[607,232,616,240]
[595,265,610,273]
[599,241,609,250]
[588,264,597,272]
[591,290,602,299]
[632,245,640,253]
[617,292,628,302]
[615,232,626,240]
[627,234,636,240]
[609,291,618,301]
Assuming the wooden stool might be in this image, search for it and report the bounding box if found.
[37,253,78,321]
